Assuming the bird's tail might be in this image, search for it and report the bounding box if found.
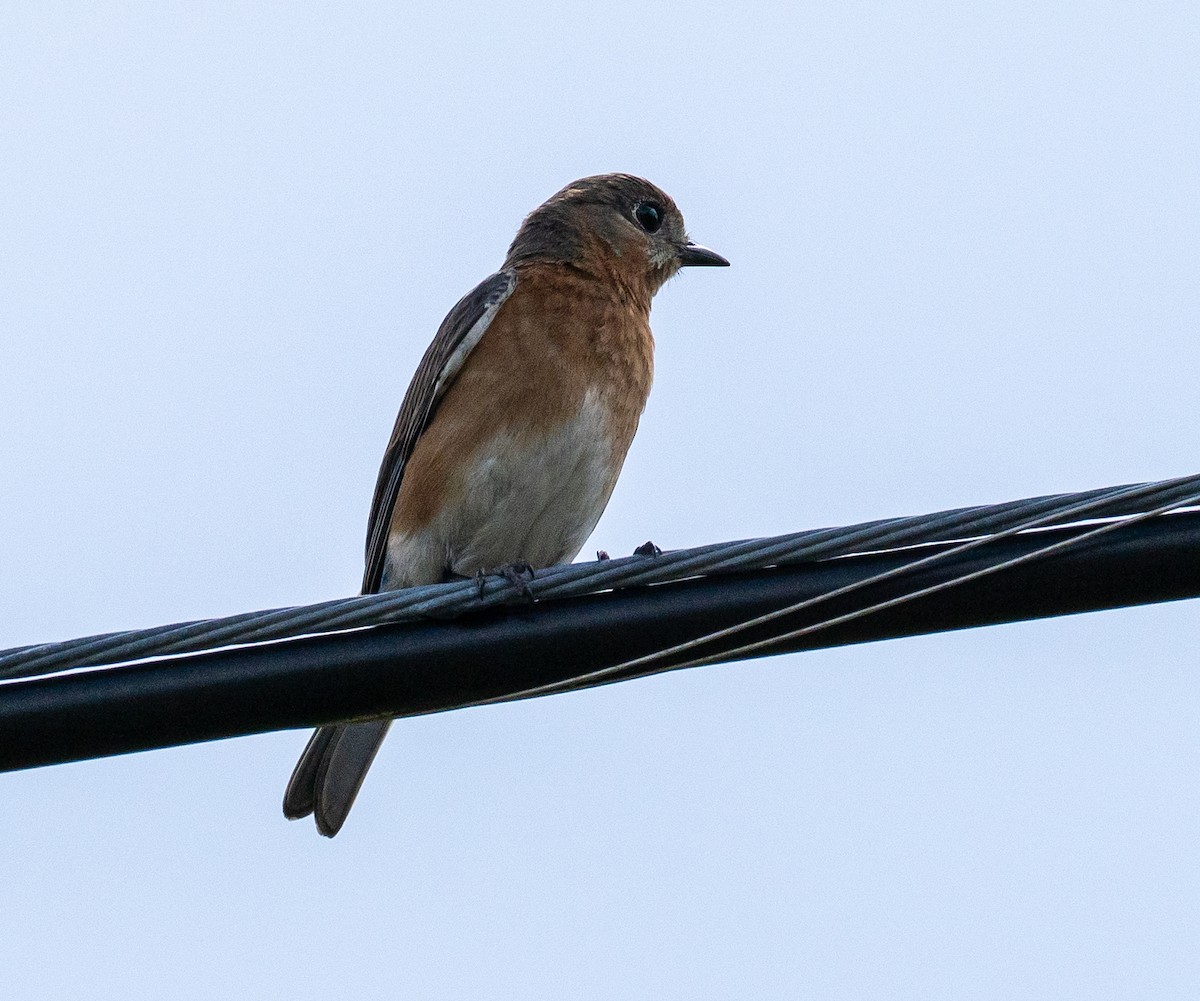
[282,719,392,837]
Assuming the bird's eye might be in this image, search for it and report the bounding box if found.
[634,202,663,234]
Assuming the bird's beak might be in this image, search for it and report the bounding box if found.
[677,242,730,267]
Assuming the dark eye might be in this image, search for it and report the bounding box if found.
[634,202,663,233]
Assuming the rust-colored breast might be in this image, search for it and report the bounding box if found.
[389,263,655,537]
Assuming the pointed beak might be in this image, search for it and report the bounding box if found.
[677,242,730,268]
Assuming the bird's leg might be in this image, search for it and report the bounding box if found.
[633,541,662,557]
[596,550,611,561]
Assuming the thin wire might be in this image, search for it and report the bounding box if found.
[507,478,1198,692]
[660,489,1200,675]
[463,483,1200,708]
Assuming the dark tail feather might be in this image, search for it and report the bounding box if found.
[282,720,393,837]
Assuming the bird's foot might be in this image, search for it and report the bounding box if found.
[633,541,662,557]
[497,561,536,600]
[475,562,536,600]
[596,550,611,561]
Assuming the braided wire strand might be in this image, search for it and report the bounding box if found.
[2,474,1197,683]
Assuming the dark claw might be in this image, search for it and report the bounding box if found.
[633,541,662,557]
[474,568,487,599]
[498,561,536,600]
[596,550,611,561]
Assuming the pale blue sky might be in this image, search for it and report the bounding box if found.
[3,3,1199,998]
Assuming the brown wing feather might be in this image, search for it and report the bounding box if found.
[360,270,516,594]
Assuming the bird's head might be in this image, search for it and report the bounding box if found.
[504,173,728,301]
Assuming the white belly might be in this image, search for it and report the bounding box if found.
[383,389,620,588]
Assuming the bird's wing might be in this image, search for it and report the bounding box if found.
[360,270,517,594]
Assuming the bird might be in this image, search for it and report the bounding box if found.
[283,173,728,836]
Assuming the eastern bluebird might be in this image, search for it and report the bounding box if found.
[283,174,728,836]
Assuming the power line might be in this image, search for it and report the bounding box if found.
[5,474,1199,683]
[2,476,1199,772]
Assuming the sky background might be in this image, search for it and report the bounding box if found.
[3,2,1199,998]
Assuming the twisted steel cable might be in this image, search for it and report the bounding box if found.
[2,474,1198,685]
